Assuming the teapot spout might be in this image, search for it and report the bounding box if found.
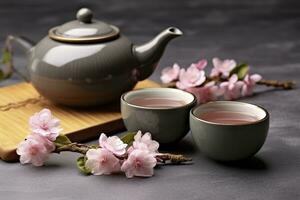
[133,27,183,80]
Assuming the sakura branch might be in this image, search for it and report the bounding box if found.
[17,109,192,178]
[161,58,295,103]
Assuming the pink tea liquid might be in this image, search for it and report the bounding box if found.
[198,111,258,125]
[129,97,186,108]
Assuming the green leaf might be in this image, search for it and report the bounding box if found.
[5,71,13,79]
[0,69,4,80]
[54,134,72,146]
[0,49,14,81]
[1,49,12,64]
[230,63,249,80]
[121,132,136,146]
[77,156,91,175]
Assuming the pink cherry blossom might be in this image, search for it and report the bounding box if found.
[99,133,127,156]
[121,149,157,178]
[160,63,180,83]
[128,131,159,154]
[210,57,237,78]
[16,133,54,166]
[190,59,207,70]
[176,65,206,90]
[241,74,262,96]
[220,74,244,100]
[85,148,121,175]
[186,81,224,104]
[27,133,56,152]
[29,109,61,141]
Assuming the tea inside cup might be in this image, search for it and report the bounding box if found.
[121,88,196,144]
[123,88,195,109]
[190,101,269,161]
[193,101,267,125]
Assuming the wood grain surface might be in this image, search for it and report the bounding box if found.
[0,80,160,162]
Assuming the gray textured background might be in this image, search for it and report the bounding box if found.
[0,0,299,199]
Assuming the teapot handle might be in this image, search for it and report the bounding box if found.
[3,35,35,82]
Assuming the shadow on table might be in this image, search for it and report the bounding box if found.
[21,162,63,175]
[213,156,269,171]
[55,99,121,113]
[159,137,198,155]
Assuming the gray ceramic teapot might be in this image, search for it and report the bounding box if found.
[11,8,183,106]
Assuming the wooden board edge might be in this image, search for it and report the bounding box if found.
[66,118,126,142]
[0,119,126,162]
[0,146,19,162]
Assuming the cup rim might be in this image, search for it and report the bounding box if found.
[121,88,197,110]
[190,101,269,126]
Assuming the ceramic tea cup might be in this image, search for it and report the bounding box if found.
[190,101,269,161]
[121,88,196,144]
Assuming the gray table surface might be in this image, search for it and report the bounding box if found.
[0,0,300,199]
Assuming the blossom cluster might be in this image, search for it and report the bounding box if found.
[86,131,159,178]
[16,109,61,166]
[16,109,162,178]
[160,57,262,103]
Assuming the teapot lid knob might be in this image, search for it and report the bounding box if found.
[76,8,93,23]
[49,7,120,43]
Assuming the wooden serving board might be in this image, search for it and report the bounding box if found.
[0,80,160,162]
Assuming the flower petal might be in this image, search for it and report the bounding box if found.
[229,74,238,83]
[160,63,181,83]
[85,148,121,175]
[251,74,262,82]
[192,59,207,70]
[212,57,222,68]
[99,133,108,147]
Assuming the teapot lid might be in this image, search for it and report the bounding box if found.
[49,8,120,43]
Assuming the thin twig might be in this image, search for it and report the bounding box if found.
[162,78,296,90]
[53,143,192,164]
[156,153,192,164]
[257,79,295,90]
[54,143,90,155]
